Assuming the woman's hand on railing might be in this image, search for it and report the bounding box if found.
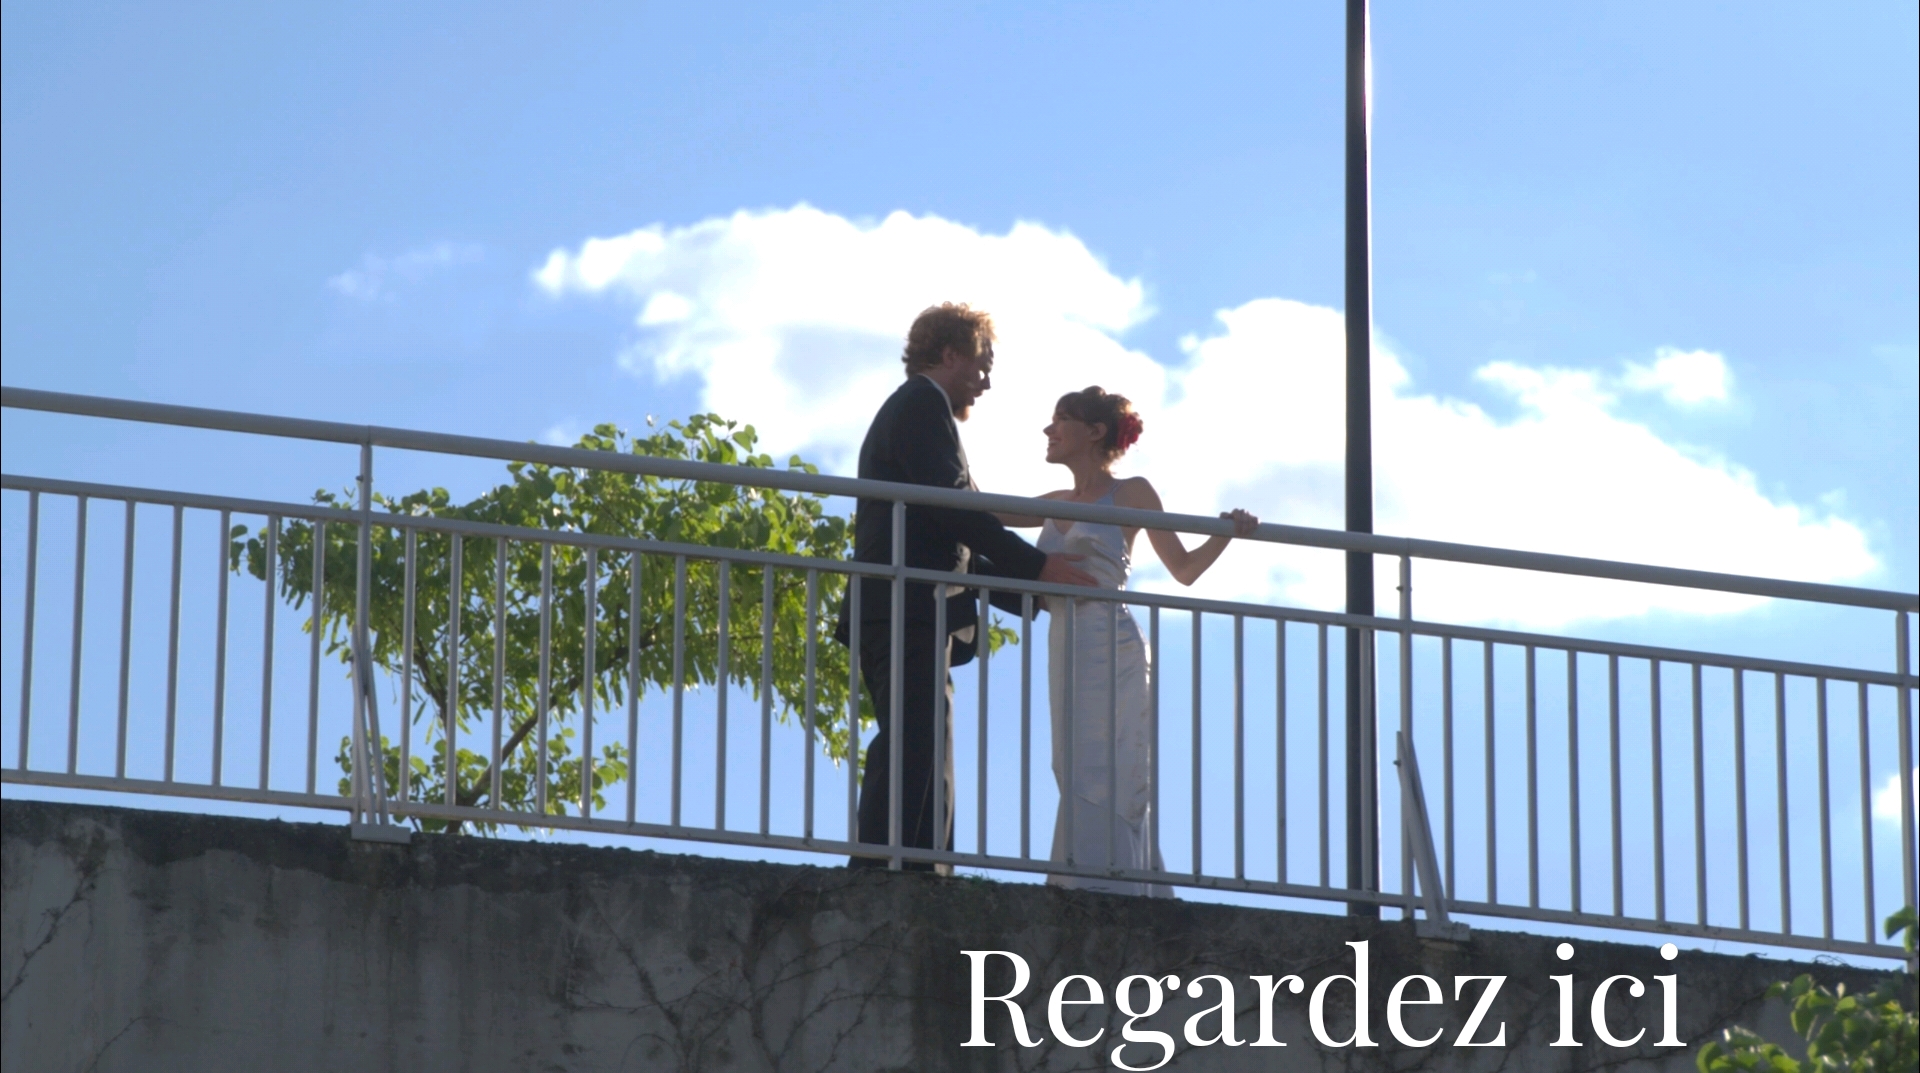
[1146,506,1258,586]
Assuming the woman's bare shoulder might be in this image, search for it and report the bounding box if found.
[1111,476,1161,510]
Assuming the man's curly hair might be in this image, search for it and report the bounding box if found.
[902,302,994,376]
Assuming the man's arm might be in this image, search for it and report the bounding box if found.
[970,553,1043,615]
[993,489,1069,528]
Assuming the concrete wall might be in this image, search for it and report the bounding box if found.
[2,800,1906,1072]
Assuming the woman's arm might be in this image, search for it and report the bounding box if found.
[992,490,1071,528]
[1115,478,1258,586]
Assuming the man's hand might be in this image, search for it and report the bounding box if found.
[1039,553,1097,588]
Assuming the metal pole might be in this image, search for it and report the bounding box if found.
[1343,0,1379,916]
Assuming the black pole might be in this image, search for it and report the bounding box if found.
[1343,0,1379,916]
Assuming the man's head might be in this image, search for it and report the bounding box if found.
[902,302,995,420]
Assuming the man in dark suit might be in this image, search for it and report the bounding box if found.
[843,302,1094,870]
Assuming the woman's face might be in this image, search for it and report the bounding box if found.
[1043,410,1106,465]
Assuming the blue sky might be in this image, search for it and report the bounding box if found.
[5,2,1913,594]
[2,2,1916,954]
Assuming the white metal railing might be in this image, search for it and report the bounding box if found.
[2,386,1914,963]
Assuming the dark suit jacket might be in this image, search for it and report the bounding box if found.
[836,375,1046,652]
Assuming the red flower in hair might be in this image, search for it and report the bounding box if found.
[1115,410,1144,450]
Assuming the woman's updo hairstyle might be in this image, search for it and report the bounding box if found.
[1055,385,1144,460]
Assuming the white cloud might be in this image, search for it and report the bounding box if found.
[533,205,1880,628]
[330,241,482,300]
[1873,768,1916,824]
[1622,347,1730,405]
[541,421,584,447]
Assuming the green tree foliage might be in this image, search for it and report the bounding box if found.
[1697,907,1917,1072]
[232,415,890,833]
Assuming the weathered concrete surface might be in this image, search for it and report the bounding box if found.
[1,800,1906,1072]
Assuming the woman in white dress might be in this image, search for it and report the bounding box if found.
[996,386,1257,896]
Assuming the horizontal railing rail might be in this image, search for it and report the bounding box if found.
[3,386,1915,966]
[7,386,1914,612]
[2,473,1910,691]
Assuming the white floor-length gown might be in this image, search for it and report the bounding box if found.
[1037,490,1172,897]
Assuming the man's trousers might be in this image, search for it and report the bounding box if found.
[850,622,954,871]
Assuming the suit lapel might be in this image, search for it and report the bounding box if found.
[942,389,975,492]
[956,436,976,493]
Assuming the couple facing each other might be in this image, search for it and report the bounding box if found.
[841,301,1256,895]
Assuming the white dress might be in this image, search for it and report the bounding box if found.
[1037,490,1172,897]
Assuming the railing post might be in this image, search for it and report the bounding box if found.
[258,518,277,791]
[400,530,416,801]
[68,496,88,778]
[1149,605,1161,882]
[445,535,462,809]
[494,538,509,815]
[211,507,229,788]
[1399,555,1413,918]
[715,561,729,830]
[803,568,818,840]
[351,440,407,843]
[933,577,948,865]
[1360,626,1378,898]
[583,545,597,819]
[671,554,686,827]
[847,576,861,846]
[540,544,556,821]
[1897,611,1915,942]
[888,499,906,870]
[347,452,369,824]
[307,521,325,794]
[1020,593,1033,860]
[760,564,776,837]
[16,491,38,772]
[975,586,990,857]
